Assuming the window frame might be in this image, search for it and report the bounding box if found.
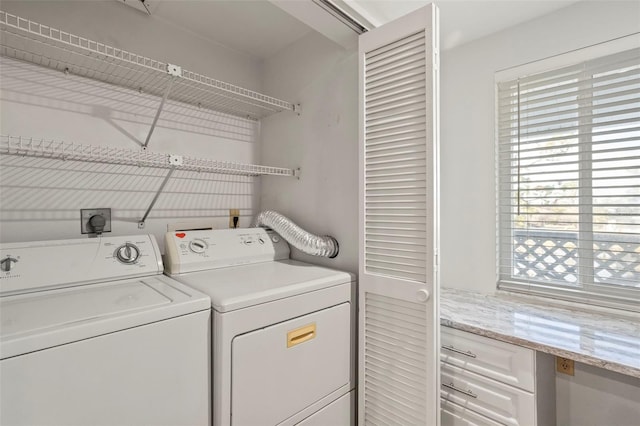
[495,34,640,312]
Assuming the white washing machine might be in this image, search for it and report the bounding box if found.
[165,228,356,426]
[0,235,211,426]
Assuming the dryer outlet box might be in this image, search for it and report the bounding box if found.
[81,208,112,234]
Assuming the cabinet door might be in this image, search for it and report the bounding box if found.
[358,4,440,425]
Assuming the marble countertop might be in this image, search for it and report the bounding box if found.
[440,288,640,378]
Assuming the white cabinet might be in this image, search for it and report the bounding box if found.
[440,327,556,426]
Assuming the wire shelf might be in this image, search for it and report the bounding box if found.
[0,135,297,177]
[0,10,295,120]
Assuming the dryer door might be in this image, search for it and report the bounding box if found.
[231,302,350,425]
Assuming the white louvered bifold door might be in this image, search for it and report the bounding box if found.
[358,4,440,425]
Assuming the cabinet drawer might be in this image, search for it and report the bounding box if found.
[441,327,534,392]
[441,399,503,426]
[441,363,535,426]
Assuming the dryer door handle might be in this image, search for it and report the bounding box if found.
[287,323,316,348]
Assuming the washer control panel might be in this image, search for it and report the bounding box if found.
[164,228,290,275]
[0,235,163,296]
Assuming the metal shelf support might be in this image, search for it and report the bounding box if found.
[138,167,175,229]
[143,64,181,149]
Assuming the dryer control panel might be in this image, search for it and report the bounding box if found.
[164,228,290,275]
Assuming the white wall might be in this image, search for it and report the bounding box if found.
[439,2,640,425]
[260,32,359,274]
[440,0,640,294]
[556,362,640,426]
[0,1,264,248]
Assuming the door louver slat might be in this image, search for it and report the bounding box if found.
[367,82,426,104]
[366,134,427,147]
[364,32,428,282]
[363,292,428,424]
[365,319,428,343]
[365,375,426,410]
[366,32,425,63]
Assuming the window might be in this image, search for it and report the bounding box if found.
[496,36,640,310]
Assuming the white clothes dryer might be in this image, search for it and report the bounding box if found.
[165,228,356,426]
[0,235,211,426]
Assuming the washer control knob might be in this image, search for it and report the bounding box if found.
[115,243,140,264]
[0,256,18,272]
[189,239,207,254]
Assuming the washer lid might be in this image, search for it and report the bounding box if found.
[0,275,211,359]
[170,259,354,312]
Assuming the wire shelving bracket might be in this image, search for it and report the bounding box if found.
[138,168,175,229]
[0,135,300,227]
[0,10,300,127]
[143,64,181,149]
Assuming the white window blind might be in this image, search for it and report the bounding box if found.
[497,43,640,310]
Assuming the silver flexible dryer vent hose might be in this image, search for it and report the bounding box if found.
[252,210,339,258]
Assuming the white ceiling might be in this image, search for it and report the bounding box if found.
[150,1,313,59]
[345,0,584,50]
[145,0,584,59]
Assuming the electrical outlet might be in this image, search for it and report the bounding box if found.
[229,209,240,229]
[556,357,575,375]
[81,208,112,235]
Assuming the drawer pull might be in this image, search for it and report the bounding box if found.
[287,323,316,348]
[442,344,477,358]
[443,382,478,399]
